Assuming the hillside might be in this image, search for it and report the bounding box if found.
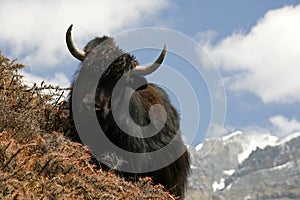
[0,51,176,199]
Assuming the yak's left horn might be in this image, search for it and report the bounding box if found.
[132,44,167,76]
[66,24,86,61]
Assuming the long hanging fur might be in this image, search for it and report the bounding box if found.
[67,36,190,199]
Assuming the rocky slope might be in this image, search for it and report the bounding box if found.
[186,131,300,200]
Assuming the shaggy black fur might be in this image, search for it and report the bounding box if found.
[67,36,190,199]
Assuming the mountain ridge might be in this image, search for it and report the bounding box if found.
[186,131,300,200]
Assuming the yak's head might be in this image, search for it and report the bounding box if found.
[66,25,166,81]
[66,25,167,118]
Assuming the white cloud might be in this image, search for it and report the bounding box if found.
[20,71,71,101]
[203,5,300,104]
[195,30,218,45]
[238,125,272,137]
[21,71,71,88]
[270,115,300,135]
[0,0,170,73]
[225,115,300,139]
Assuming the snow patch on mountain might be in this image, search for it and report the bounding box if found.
[237,134,278,163]
[195,143,203,151]
[214,130,279,163]
[194,130,280,163]
[277,131,300,145]
[191,165,197,169]
[223,169,235,176]
[222,130,243,141]
[271,161,294,170]
[212,178,225,192]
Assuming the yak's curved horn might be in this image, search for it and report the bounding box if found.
[66,24,86,61]
[132,44,167,76]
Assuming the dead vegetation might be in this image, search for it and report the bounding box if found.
[0,51,176,199]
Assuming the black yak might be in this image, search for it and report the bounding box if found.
[66,25,190,199]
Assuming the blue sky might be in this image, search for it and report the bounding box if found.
[1,0,300,146]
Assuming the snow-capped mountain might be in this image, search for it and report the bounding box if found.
[186,131,300,200]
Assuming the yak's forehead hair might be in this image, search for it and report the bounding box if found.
[84,36,116,54]
[79,35,139,82]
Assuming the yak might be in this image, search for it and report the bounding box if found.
[65,25,190,199]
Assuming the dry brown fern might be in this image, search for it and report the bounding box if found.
[0,50,177,199]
